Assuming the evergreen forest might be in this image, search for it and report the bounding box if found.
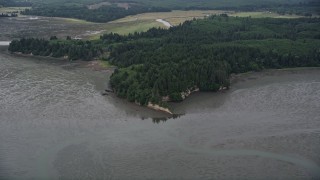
[9,15,320,107]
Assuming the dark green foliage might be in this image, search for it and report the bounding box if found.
[0,0,32,7]
[5,0,316,25]
[169,93,183,102]
[22,4,170,23]
[50,36,58,40]
[0,13,18,17]
[108,16,320,106]
[271,1,320,16]
[9,38,102,60]
[16,0,319,23]
[8,15,320,107]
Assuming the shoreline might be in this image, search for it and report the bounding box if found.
[86,60,116,71]
[230,67,320,84]
[147,102,173,115]
[5,50,320,115]
[9,52,113,70]
[8,50,68,60]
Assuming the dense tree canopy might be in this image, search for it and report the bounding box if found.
[18,0,320,22]
[9,15,320,107]
[22,4,170,23]
[9,38,102,60]
[0,12,17,17]
[107,16,320,106]
[0,0,31,7]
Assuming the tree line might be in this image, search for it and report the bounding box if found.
[9,37,103,60]
[8,15,320,107]
[15,0,319,23]
[107,15,320,106]
[0,0,31,7]
[22,4,170,23]
[0,12,18,17]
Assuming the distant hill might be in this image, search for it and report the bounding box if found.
[0,0,32,7]
[127,0,306,9]
[25,0,310,7]
[21,0,319,23]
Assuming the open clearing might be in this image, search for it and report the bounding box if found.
[113,10,304,26]
[87,2,112,9]
[0,10,304,41]
[230,11,304,18]
[87,1,132,10]
[113,10,231,26]
[0,15,164,40]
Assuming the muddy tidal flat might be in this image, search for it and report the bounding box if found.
[0,16,107,40]
[0,46,320,179]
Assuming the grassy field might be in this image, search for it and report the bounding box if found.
[112,10,304,28]
[74,10,307,39]
[62,17,92,24]
[230,11,304,18]
[113,10,230,26]
[0,13,165,40]
[0,9,307,41]
[97,10,304,38]
[88,20,164,39]
[105,20,165,34]
[25,0,304,9]
[82,10,229,39]
[85,10,230,39]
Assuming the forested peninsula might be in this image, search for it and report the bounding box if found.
[9,15,320,109]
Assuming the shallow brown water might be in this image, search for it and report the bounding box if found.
[0,46,320,179]
[0,16,106,40]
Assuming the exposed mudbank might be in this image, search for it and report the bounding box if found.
[147,102,173,114]
[0,41,11,46]
[1,49,320,179]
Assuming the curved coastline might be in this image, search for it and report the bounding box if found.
[4,44,320,115]
[230,67,320,85]
[7,47,320,115]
